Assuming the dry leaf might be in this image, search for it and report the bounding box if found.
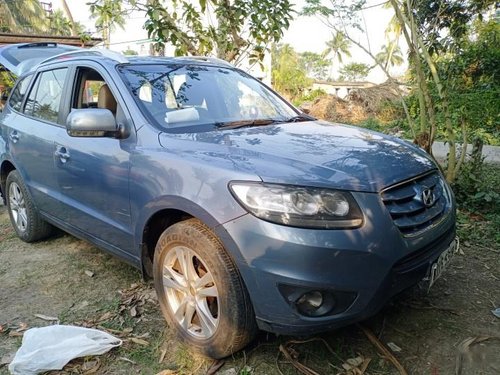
[98,312,114,322]
[130,337,149,346]
[1,352,15,366]
[82,359,100,374]
[155,370,176,375]
[118,357,136,364]
[16,322,28,332]
[130,306,137,317]
[34,314,58,322]
[159,348,167,363]
[387,342,402,352]
[206,360,225,375]
[358,324,408,375]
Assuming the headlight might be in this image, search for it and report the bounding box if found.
[229,182,363,229]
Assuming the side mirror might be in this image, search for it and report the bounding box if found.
[300,107,311,115]
[66,109,123,138]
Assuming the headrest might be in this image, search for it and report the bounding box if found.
[98,84,117,113]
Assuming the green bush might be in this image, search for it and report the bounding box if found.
[452,162,500,212]
[293,88,327,106]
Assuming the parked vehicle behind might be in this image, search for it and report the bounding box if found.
[0,43,457,358]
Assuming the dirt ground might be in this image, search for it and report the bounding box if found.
[0,200,499,375]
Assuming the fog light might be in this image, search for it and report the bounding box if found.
[297,291,323,308]
[278,284,358,318]
[295,290,335,317]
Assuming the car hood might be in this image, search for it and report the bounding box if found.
[159,121,436,192]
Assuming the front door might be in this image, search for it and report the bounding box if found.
[54,64,135,256]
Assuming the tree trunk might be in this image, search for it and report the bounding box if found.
[61,0,78,36]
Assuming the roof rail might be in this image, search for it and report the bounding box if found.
[182,56,233,67]
[39,48,129,66]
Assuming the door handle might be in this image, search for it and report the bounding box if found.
[55,146,70,163]
[9,131,19,143]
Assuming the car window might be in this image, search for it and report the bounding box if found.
[25,68,67,123]
[72,67,118,115]
[119,65,297,132]
[8,75,32,112]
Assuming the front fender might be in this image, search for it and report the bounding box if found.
[133,194,245,243]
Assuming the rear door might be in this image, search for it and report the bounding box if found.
[2,67,71,217]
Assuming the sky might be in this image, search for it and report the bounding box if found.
[53,0,407,83]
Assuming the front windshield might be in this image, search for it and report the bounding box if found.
[118,64,298,132]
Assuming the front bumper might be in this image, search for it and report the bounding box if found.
[216,191,456,335]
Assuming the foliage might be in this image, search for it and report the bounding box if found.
[272,44,312,99]
[122,49,139,56]
[49,9,73,36]
[439,20,500,144]
[339,62,371,81]
[322,31,352,79]
[0,71,15,89]
[375,42,404,70]
[302,0,498,184]
[300,88,327,102]
[322,32,352,63]
[299,52,330,80]
[88,0,126,48]
[453,161,500,211]
[140,0,294,65]
[454,162,500,248]
[411,0,497,55]
[0,0,50,33]
[293,88,327,106]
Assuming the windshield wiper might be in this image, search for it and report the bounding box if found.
[215,118,277,130]
[281,114,316,123]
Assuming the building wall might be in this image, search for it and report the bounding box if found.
[312,82,376,99]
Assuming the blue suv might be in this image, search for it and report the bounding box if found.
[0,43,457,358]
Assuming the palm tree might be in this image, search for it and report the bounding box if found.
[322,32,352,80]
[89,0,126,48]
[376,42,404,70]
[61,0,78,35]
[0,0,50,33]
[49,10,72,36]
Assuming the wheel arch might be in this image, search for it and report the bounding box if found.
[138,197,227,279]
[0,160,16,204]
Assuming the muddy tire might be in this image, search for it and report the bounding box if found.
[153,218,257,358]
[6,170,53,242]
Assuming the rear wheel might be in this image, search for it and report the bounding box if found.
[153,218,256,358]
[6,170,53,242]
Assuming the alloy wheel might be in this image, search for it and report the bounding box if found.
[8,182,28,232]
[162,246,219,338]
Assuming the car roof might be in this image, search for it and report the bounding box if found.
[37,49,234,70]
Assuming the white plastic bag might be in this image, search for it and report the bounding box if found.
[9,325,122,375]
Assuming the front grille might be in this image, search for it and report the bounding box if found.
[393,225,455,272]
[381,171,451,236]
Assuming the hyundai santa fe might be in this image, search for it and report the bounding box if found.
[0,43,457,358]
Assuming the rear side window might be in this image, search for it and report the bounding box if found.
[25,68,68,123]
[8,75,31,112]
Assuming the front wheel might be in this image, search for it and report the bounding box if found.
[153,218,257,358]
[5,170,53,242]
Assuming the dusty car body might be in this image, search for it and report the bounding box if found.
[0,43,457,358]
